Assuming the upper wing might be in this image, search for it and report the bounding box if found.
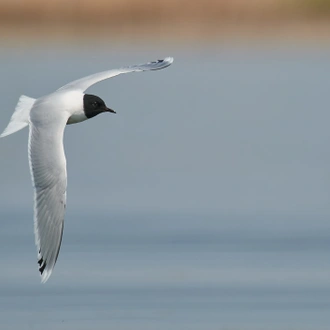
[28,104,68,283]
[58,57,173,92]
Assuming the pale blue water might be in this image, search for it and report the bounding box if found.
[1,210,330,329]
[1,44,330,329]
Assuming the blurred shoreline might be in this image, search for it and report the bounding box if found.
[1,0,330,45]
[1,20,330,47]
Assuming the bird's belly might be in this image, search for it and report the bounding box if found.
[67,112,88,125]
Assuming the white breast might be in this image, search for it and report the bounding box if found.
[67,112,88,125]
[31,90,86,125]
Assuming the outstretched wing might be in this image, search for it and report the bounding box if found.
[28,103,69,283]
[58,57,173,92]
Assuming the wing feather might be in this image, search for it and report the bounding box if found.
[28,107,68,283]
[58,57,173,92]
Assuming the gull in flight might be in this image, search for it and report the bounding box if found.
[1,57,173,283]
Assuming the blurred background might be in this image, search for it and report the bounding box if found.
[1,1,330,329]
[1,0,330,44]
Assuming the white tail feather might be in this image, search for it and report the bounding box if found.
[0,95,36,138]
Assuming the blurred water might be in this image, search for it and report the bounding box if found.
[1,44,330,329]
[1,210,330,330]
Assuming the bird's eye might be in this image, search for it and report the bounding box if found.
[92,101,99,108]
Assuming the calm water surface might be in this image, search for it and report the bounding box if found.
[1,210,330,330]
[0,45,330,329]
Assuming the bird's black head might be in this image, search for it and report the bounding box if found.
[83,94,116,119]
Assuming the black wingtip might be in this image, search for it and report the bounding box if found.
[38,258,47,275]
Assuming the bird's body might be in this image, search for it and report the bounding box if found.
[1,57,173,282]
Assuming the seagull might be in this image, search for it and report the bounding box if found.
[0,57,173,283]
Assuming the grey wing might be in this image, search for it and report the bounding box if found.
[28,121,67,283]
[58,57,174,92]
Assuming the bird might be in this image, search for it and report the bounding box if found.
[0,57,173,283]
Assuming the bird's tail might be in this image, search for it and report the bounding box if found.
[0,95,36,138]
